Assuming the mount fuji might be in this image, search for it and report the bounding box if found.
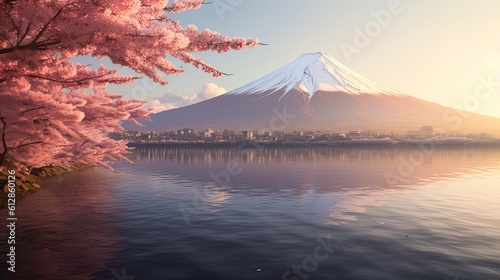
[128,52,500,134]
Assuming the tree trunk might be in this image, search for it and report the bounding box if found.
[0,117,7,167]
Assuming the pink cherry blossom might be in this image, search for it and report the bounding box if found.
[0,0,258,171]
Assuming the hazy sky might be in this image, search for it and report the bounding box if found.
[99,0,500,118]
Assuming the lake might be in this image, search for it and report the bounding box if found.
[1,147,499,280]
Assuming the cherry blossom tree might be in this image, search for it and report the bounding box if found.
[0,0,259,172]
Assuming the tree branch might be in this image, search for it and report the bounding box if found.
[15,141,46,149]
[30,3,64,45]
[0,39,61,54]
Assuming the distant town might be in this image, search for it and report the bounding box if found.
[110,126,500,147]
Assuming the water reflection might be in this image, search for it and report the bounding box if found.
[123,147,500,225]
[132,146,494,180]
[128,147,500,184]
[1,147,499,280]
[0,168,128,279]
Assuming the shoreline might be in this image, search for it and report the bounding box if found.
[0,164,93,209]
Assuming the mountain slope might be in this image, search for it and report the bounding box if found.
[128,52,500,134]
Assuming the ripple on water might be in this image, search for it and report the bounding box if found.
[1,147,500,280]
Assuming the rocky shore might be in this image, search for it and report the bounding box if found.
[0,164,93,208]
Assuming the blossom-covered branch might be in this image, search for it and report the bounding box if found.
[0,0,258,171]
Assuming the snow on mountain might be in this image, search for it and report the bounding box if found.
[228,52,402,100]
[125,52,500,135]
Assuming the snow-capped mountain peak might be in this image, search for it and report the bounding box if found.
[228,52,402,99]
[128,51,500,135]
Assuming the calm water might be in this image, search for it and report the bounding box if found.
[1,147,500,280]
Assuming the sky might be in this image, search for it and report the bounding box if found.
[97,0,500,118]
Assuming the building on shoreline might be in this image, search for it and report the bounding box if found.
[110,127,499,147]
